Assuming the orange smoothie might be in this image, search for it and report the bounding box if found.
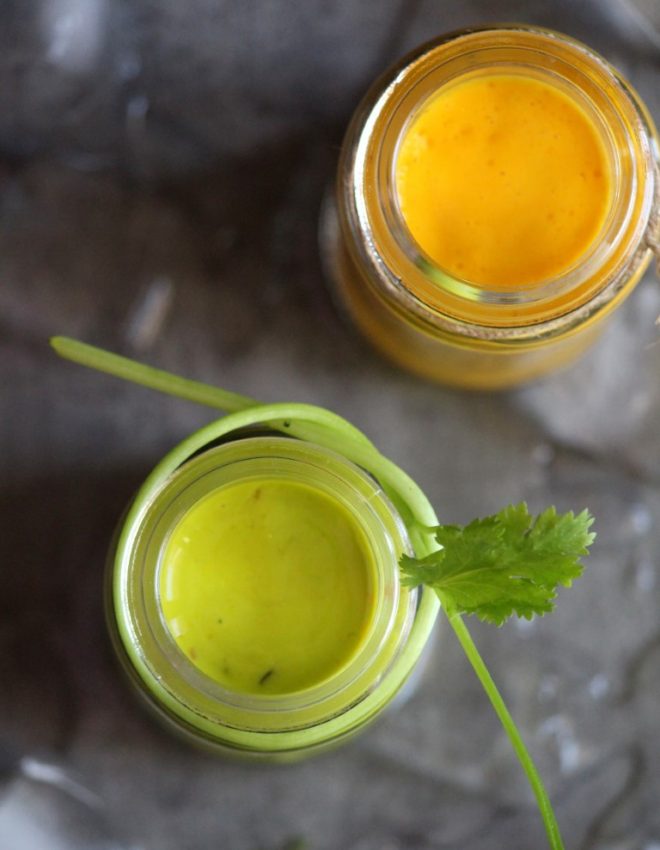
[395,74,613,288]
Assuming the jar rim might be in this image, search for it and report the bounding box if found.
[113,435,418,737]
[341,24,658,338]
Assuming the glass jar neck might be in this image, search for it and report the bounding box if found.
[114,435,417,735]
[342,25,658,336]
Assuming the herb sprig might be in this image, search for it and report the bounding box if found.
[401,503,594,850]
[51,336,595,850]
[402,503,594,624]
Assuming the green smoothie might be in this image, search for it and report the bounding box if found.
[159,478,377,695]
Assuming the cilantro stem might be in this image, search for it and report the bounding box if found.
[51,336,258,413]
[447,611,565,850]
[50,337,436,539]
[50,336,375,452]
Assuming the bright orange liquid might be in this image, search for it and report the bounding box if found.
[396,74,613,288]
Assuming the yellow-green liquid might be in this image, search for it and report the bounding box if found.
[159,479,376,695]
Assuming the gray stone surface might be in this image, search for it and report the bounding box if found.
[1,1,659,849]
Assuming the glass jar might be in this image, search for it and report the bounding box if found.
[322,25,660,389]
[106,423,439,760]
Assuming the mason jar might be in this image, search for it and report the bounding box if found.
[106,422,439,760]
[322,25,660,389]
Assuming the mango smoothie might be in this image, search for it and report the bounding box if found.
[159,478,376,695]
[396,74,613,288]
[326,26,658,388]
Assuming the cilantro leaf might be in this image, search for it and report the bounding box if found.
[401,503,595,625]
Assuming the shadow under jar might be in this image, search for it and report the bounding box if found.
[323,25,660,389]
[107,430,438,760]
